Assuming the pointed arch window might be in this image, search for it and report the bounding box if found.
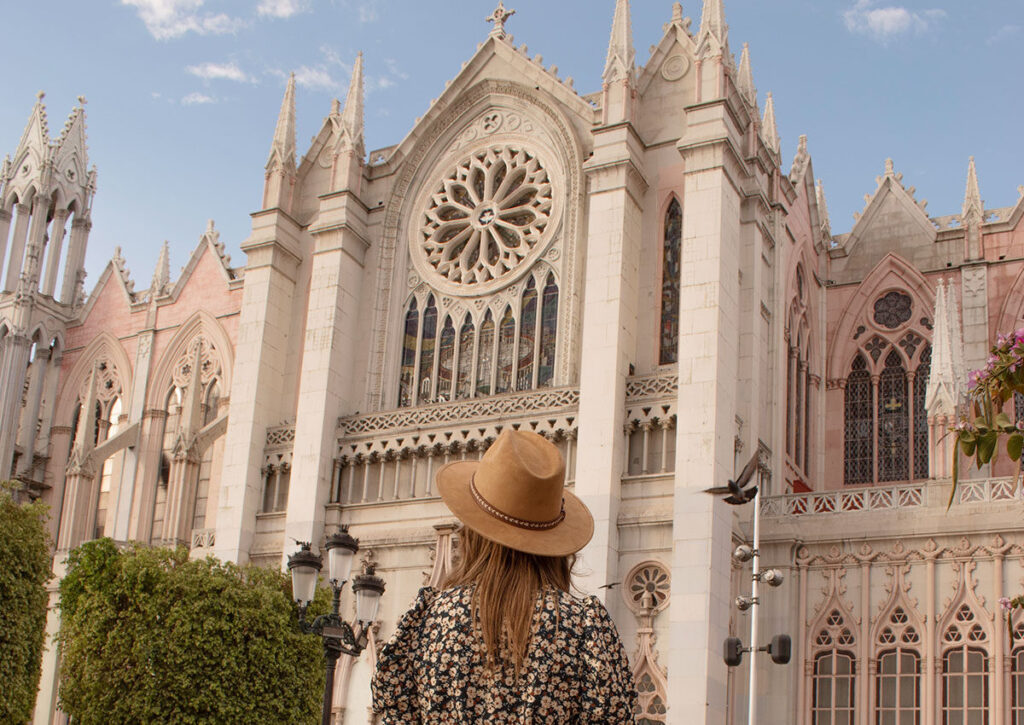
[152,386,182,544]
[812,609,857,725]
[660,198,682,365]
[1011,621,1024,722]
[456,316,474,400]
[538,274,558,387]
[437,317,455,402]
[874,606,922,724]
[396,274,559,407]
[517,278,538,391]
[845,355,873,484]
[941,647,987,723]
[95,396,122,540]
[496,306,515,394]
[878,350,909,482]
[913,345,931,480]
[398,299,419,408]
[476,310,495,397]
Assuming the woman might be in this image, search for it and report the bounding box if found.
[372,429,638,723]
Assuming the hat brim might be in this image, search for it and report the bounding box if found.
[435,460,594,557]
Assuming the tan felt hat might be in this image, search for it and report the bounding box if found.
[435,429,594,557]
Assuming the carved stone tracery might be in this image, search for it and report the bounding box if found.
[623,561,670,724]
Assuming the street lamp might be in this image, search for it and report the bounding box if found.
[288,527,386,725]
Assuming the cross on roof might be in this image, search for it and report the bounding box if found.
[486,2,515,37]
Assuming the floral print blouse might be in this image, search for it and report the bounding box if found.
[372,585,638,723]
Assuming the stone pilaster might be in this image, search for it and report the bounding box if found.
[41,208,70,296]
[214,210,303,564]
[283,168,369,562]
[0,331,32,479]
[4,202,30,291]
[15,346,50,476]
[959,266,988,377]
[575,122,647,600]
[667,106,744,723]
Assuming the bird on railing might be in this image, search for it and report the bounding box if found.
[703,452,759,505]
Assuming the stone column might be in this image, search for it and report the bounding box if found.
[0,331,32,479]
[22,194,50,288]
[60,216,90,304]
[42,208,70,296]
[163,445,200,546]
[15,346,50,477]
[0,207,12,284]
[575,122,646,600]
[4,203,30,291]
[128,409,167,543]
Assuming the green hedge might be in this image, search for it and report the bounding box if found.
[0,482,52,724]
[58,540,328,725]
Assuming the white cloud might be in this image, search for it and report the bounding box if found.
[257,0,309,19]
[182,92,217,105]
[121,0,244,40]
[293,66,341,91]
[357,1,378,23]
[988,24,1021,45]
[187,61,252,83]
[843,0,946,41]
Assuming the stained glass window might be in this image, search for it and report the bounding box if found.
[1012,637,1024,724]
[1015,391,1024,427]
[538,274,558,387]
[804,365,812,473]
[913,346,931,480]
[496,306,515,394]
[874,291,913,330]
[398,299,418,408]
[845,355,873,484]
[812,651,856,725]
[456,316,474,400]
[477,310,494,396]
[796,344,805,468]
[878,350,909,482]
[875,649,920,724]
[660,199,682,365]
[418,296,438,403]
[518,278,538,391]
[437,317,455,402]
[786,349,794,457]
[941,647,987,724]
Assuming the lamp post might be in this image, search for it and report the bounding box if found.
[288,526,386,725]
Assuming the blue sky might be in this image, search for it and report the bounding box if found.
[1,0,1021,291]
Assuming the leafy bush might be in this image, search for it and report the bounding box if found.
[58,541,328,725]
[0,482,52,724]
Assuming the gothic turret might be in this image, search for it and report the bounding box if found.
[697,0,730,62]
[328,52,365,191]
[736,43,756,109]
[761,91,780,155]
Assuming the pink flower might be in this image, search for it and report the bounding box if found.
[1000,596,1013,612]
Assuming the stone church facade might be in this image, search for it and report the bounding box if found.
[2,1,1023,723]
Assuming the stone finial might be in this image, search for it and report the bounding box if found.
[790,134,809,184]
[266,73,297,175]
[761,91,779,154]
[736,43,756,108]
[603,0,635,85]
[926,278,964,418]
[961,156,983,225]
[486,2,515,38]
[333,52,365,160]
[111,246,135,297]
[664,2,691,33]
[698,0,729,57]
[816,178,832,240]
[150,241,170,299]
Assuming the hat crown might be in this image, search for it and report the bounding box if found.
[474,431,565,524]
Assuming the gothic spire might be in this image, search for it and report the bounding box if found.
[736,43,756,108]
[947,278,965,392]
[698,0,730,56]
[761,91,779,154]
[336,52,365,159]
[961,156,983,224]
[16,91,51,161]
[790,134,809,184]
[926,279,963,417]
[266,73,296,175]
[150,241,170,299]
[603,0,635,85]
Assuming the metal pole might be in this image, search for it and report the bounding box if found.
[320,586,343,725]
[747,487,761,725]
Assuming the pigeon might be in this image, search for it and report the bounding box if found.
[704,452,759,505]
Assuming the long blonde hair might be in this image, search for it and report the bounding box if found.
[443,526,575,672]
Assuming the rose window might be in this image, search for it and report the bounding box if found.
[419,145,553,289]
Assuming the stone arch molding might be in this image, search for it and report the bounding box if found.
[807,568,859,660]
[147,311,234,410]
[369,79,586,410]
[869,564,925,649]
[937,560,993,648]
[994,263,1024,336]
[55,332,132,425]
[828,252,934,377]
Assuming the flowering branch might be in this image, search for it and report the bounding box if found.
[950,330,1024,508]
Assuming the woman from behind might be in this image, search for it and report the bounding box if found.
[372,429,637,723]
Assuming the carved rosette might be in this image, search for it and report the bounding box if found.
[622,561,670,723]
[414,143,557,295]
